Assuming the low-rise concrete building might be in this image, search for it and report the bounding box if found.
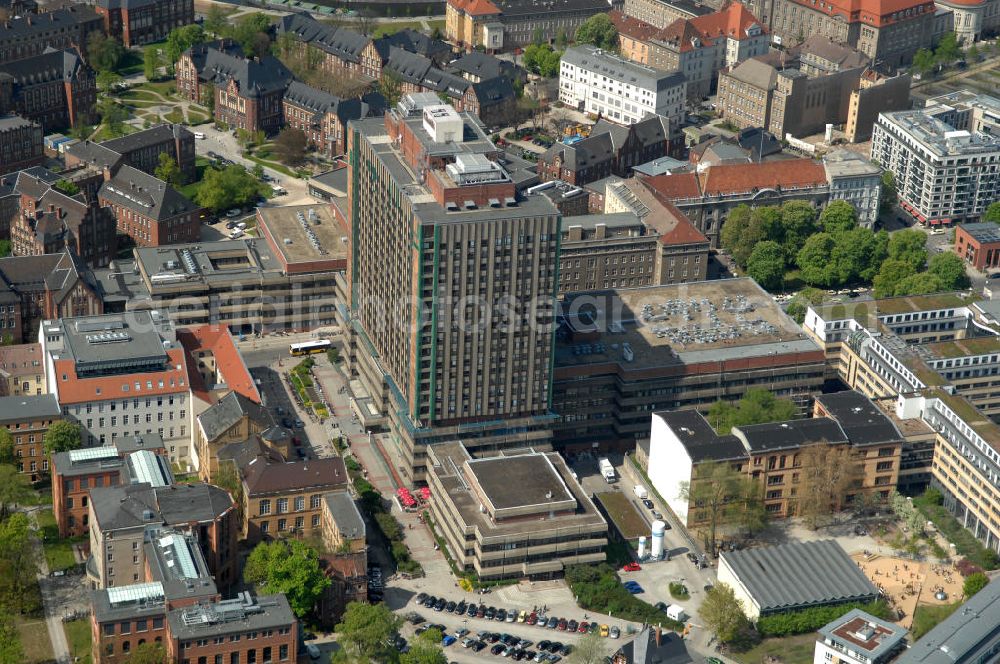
[426,442,608,581]
[814,608,908,664]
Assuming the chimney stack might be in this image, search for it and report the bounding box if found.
[655,626,661,647]
[56,206,62,218]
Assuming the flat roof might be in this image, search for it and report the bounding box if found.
[0,393,60,421]
[556,278,818,368]
[873,293,972,316]
[466,453,574,513]
[818,609,907,659]
[256,205,348,266]
[924,335,1000,359]
[815,391,903,446]
[593,491,649,540]
[54,311,172,370]
[134,240,285,289]
[721,540,878,614]
[733,418,848,452]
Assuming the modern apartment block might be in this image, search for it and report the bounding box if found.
[97,239,342,334]
[766,0,935,68]
[0,393,60,482]
[94,0,194,47]
[823,149,883,228]
[0,115,43,174]
[870,93,1000,226]
[559,46,687,126]
[552,278,826,451]
[426,442,608,580]
[39,311,195,463]
[344,95,560,481]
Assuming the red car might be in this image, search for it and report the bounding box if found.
[526,612,537,626]
[578,621,589,633]
[622,562,641,572]
[557,619,567,631]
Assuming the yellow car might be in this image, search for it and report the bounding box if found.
[600,624,610,638]
[517,610,527,623]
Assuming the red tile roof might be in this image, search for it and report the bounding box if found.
[448,0,501,17]
[659,202,709,245]
[609,10,663,42]
[698,159,827,196]
[661,3,766,52]
[53,349,190,406]
[787,0,934,27]
[176,325,261,405]
[638,172,702,202]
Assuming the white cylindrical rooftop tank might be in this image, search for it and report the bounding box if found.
[638,536,647,559]
[650,520,666,559]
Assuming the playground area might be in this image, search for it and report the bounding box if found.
[851,552,964,629]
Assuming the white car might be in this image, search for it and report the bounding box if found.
[229,229,244,239]
[225,208,242,218]
[236,221,247,230]
[305,644,320,660]
[193,132,206,140]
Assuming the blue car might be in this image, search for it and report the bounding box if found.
[625,584,644,594]
[442,635,457,647]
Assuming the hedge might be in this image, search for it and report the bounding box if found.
[757,601,893,637]
[914,490,1000,570]
[565,564,684,628]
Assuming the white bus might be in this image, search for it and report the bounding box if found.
[289,339,332,356]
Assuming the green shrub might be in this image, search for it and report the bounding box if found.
[757,601,892,637]
[565,564,684,627]
[914,489,1000,569]
[669,582,690,600]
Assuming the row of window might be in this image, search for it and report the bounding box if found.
[257,494,323,515]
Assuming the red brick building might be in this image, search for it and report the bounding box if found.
[0,6,103,65]
[65,124,197,184]
[50,434,166,537]
[98,165,202,247]
[94,0,194,47]
[0,115,43,174]
[11,186,117,267]
[0,393,60,483]
[282,81,368,158]
[955,223,1000,272]
[0,48,96,131]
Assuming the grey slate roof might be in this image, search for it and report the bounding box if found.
[448,51,516,81]
[102,124,192,155]
[65,140,122,171]
[726,57,778,90]
[471,76,515,107]
[896,576,1000,664]
[654,409,748,462]
[616,628,694,664]
[90,482,234,532]
[815,391,902,446]
[384,48,470,99]
[155,483,234,525]
[0,47,86,85]
[374,29,451,63]
[0,249,92,300]
[99,165,199,221]
[0,393,59,421]
[198,390,273,442]
[0,114,38,131]
[721,540,878,614]
[277,13,369,63]
[541,115,669,172]
[322,490,366,540]
[0,6,99,41]
[218,434,285,471]
[562,45,685,92]
[732,418,848,452]
[191,46,292,97]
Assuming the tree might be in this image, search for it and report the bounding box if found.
[0,613,24,664]
[967,45,980,62]
[336,602,403,662]
[244,540,330,617]
[575,14,618,50]
[679,461,747,556]
[0,430,12,465]
[912,48,936,75]
[700,584,751,644]
[143,46,159,80]
[204,4,229,36]
[935,32,963,65]
[54,179,80,196]
[43,420,82,455]
[123,642,169,664]
[746,241,786,292]
[154,153,183,187]
[274,128,307,166]
[873,259,917,298]
[797,233,839,287]
[87,31,125,72]
[194,164,265,212]
[887,229,928,270]
[165,25,207,65]
[780,200,818,258]
[831,228,887,284]
[400,630,447,664]
[708,388,798,434]
[964,572,989,598]
[355,9,375,37]
[567,631,605,664]
[879,170,897,215]
[555,27,569,49]
[0,466,31,520]
[985,201,1000,223]
[721,205,773,268]
[378,69,403,108]
[928,252,970,290]
[893,272,946,296]
[533,26,545,46]
[797,444,863,528]
[522,44,562,77]
[98,98,129,136]
[0,513,36,614]
[819,200,857,234]
[96,70,123,94]
[232,13,272,56]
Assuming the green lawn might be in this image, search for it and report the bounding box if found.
[19,618,54,664]
[64,618,92,664]
[732,633,818,664]
[118,50,144,76]
[244,153,297,177]
[372,19,444,37]
[37,508,82,571]
[912,602,961,640]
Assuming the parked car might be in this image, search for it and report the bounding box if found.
[517,610,528,623]
[546,617,558,629]
[491,645,505,656]
[610,627,620,639]
[471,641,486,652]
[642,499,654,509]
[557,619,567,631]
[445,601,456,613]
[622,562,641,572]
[567,620,578,632]
[599,625,609,638]
[442,635,456,647]
[577,621,589,633]
[496,609,506,622]
[305,644,320,660]
[225,208,242,218]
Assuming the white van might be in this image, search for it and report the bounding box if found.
[193,132,206,140]
[229,229,244,239]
